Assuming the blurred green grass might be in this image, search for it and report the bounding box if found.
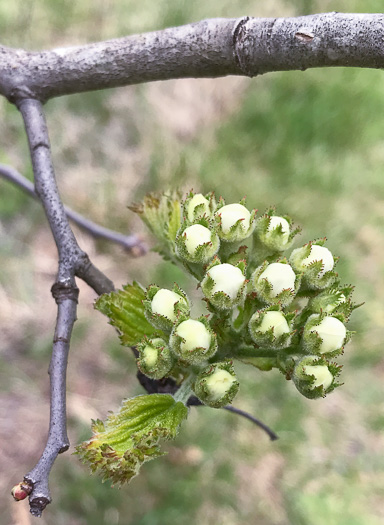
[1,1,384,524]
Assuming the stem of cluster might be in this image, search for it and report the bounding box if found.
[173,374,196,405]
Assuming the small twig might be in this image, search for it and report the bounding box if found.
[222,405,278,441]
[15,98,115,517]
[0,163,147,256]
[186,395,277,441]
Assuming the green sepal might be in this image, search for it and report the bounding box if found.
[143,283,190,332]
[251,259,300,307]
[193,360,239,408]
[182,191,216,223]
[307,284,355,318]
[137,337,176,380]
[254,208,301,252]
[248,305,295,350]
[215,199,257,243]
[201,257,247,311]
[302,313,351,358]
[290,239,338,291]
[76,394,188,486]
[95,282,157,346]
[292,355,342,399]
[169,315,218,365]
[175,217,220,264]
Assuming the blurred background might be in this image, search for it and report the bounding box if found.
[1,1,384,523]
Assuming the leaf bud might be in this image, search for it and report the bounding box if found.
[175,219,220,264]
[201,260,247,310]
[170,317,218,364]
[292,355,340,399]
[290,241,337,290]
[144,284,190,331]
[303,314,349,356]
[137,337,175,379]
[11,481,32,501]
[193,360,239,408]
[251,260,299,306]
[248,307,294,349]
[215,201,256,242]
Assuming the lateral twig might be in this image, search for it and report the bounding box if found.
[15,98,114,517]
[0,163,147,255]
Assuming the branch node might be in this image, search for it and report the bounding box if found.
[232,17,253,76]
[51,281,79,304]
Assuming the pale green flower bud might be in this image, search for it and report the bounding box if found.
[175,220,220,264]
[303,314,348,356]
[302,245,334,276]
[293,355,339,399]
[215,202,256,242]
[267,216,290,244]
[144,284,190,331]
[193,360,239,408]
[248,308,293,349]
[185,193,211,222]
[290,241,337,290]
[170,317,218,364]
[252,261,299,306]
[137,337,175,379]
[201,261,246,310]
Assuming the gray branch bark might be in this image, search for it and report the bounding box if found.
[16,99,115,516]
[0,13,383,103]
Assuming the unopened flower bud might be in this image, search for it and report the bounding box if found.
[249,309,293,349]
[290,242,337,290]
[303,314,348,356]
[293,355,339,399]
[201,262,246,310]
[137,337,175,379]
[144,284,190,331]
[193,360,239,408]
[175,221,220,264]
[252,261,298,306]
[184,193,212,222]
[170,318,217,364]
[215,202,256,242]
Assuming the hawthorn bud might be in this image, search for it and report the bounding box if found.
[201,261,246,310]
[184,192,213,222]
[255,213,298,252]
[303,314,348,356]
[251,261,299,306]
[193,360,239,408]
[249,308,293,349]
[308,288,348,315]
[170,317,218,364]
[293,355,339,399]
[144,284,190,331]
[175,220,220,264]
[290,241,337,290]
[137,337,175,379]
[215,202,256,242]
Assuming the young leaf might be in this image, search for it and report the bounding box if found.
[95,282,156,346]
[76,394,188,486]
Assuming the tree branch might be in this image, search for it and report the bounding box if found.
[14,98,114,517]
[0,163,147,255]
[1,13,384,102]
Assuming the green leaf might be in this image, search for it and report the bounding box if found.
[76,394,188,486]
[95,282,156,346]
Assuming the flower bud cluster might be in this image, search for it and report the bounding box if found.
[128,190,358,405]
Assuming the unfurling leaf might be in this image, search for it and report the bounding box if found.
[76,394,188,485]
[95,281,156,346]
